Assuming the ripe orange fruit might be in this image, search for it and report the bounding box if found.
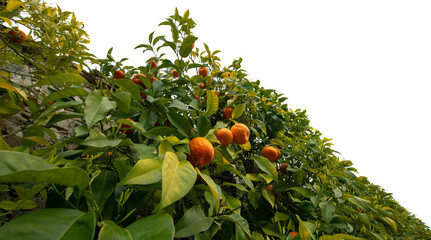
[172,70,179,78]
[262,146,280,162]
[120,119,134,134]
[8,29,26,43]
[231,123,250,145]
[199,83,206,89]
[151,61,157,69]
[187,137,214,167]
[191,43,195,49]
[279,163,289,174]
[199,67,209,77]
[114,70,125,79]
[223,107,233,119]
[289,232,298,238]
[216,128,233,146]
[132,74,146,86]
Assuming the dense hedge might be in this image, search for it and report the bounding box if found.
[0,1,430,239]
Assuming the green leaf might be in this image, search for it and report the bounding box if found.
[232,104,245,119]
[32,73,89,87]
[46,112,84,126]
[91,170,117,212]
[82,129,123,148]
[0,209,96,240]
[111,90,131,113]
[197,170,221,214]
[288,187,313,198]
[99,214,174,240]
[168,99,189,111]
[113,79,140,101]
[320,201,336,224]
[174,206,213,238]
[118,159,162,185]
[262,187,275,208]
[84,90,117,129]
[0,137,12,150]
[197,117,211,137]
[297,216,312,240]
[40,87,89,106]
[319,234,365,240]
[98,220,132,240]
[262,223,284,239]
[384,217,397,232]
[220,214,251,238]
[179,35,198,57]
[154,152,196,211]
[0,151,88,190]
[253,119,267,135]
[204,90,219,116]
[143,127,178,140]
[252,156,278,182]
[167,112,191,137]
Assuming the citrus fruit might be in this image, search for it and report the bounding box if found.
[113,70,125,79]
[151,61,157,69]
[132,74,146,86]
[8,28,26,43]
[231,123,250,144]
[266,185,278,200]
[216,128,233,146]
[172,70,179,78]
[199,67,209,77]
[279,163,289,174]
[223,107,233,119]
[262,146,280,162]
[187,137,214,167]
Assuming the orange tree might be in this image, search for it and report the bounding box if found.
[0,2,430,239]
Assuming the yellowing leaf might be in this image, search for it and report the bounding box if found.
[6,0,24,11]
[0,82,27,100]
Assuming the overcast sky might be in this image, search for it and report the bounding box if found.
[45,0,431,226]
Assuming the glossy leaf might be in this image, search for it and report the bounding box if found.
[91,170,117,212]
[232,103,245,119]
[167,112,191,137]
[174,206,213,238]
[99,213,174,240]
[252,156,278,182]
[111,90,131,113]
[154,152,196,211]
[198,169,221,214]
[320,201,336,224]
[84,90,117,129]
[204,90,219,116]
[0,209,95,240]
[220,214,251,237]
[40,87,89,106]
[113,79,140,101]
[118,158,162,185]
[0,151,88,190]
[32,73,88,87]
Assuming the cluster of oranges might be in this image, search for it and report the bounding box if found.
[8,28,27,44]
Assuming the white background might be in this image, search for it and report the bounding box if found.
[45,0,431,226]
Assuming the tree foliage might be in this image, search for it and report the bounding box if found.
[0,1,430,239]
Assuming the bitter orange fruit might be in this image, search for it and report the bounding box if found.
[172,70,179,78]
[262,146,280,162]
[231,123,250,145]
[199,67,209,77]
[279,163,289,174]
[8,28,26,43]
[132,74,146,86]
[216,128,233,146]
[187,137,214,167]
[223,107,233,119]
[114,70,125,79]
